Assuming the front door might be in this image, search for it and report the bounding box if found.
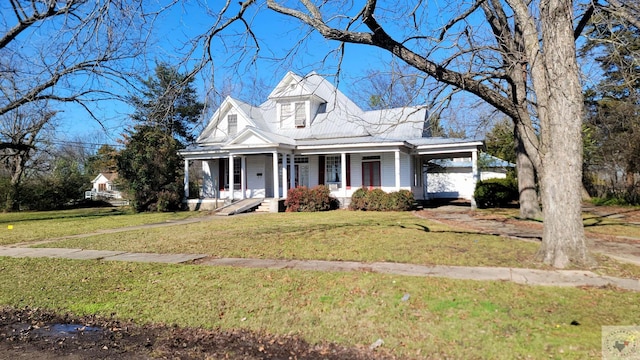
[295,164,309,188]
[362,161,381,188]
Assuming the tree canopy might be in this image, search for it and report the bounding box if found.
[117,125,184,212]
[582,13,640,200]
[129,63,205,145]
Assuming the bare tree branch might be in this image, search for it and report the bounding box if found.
[0,0,157,122]
[600,0,640,29]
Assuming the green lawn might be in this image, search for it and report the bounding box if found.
[0,207,204,245]
[1,207,639,359]
[36,211,547,269]
[1,256,637,359]
[29,210,640,278]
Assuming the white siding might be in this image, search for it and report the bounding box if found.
[427,169,507,200]
[400,152,411,187]
[427,171,472,199]
[351,154,363,188]
[201,160,214,197]
[308,155,320,188]
[381,152,396,188]
[246,155,266,198]
[214,109,252,138]
[91,174,108,192]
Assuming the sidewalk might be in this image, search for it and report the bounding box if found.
[1,246,638,292]
[417,205,640,266]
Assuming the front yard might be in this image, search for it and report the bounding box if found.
[1,207,639,359]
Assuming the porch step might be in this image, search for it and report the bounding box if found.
[255,198,274,213]
[215,198,263,216]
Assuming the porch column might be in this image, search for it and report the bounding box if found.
[241,156,246,199]
[289,154,295,190]
[471,149,479,209]
[340,152,347,197]
[228,155,234,201]
[183,159,189,200]
[281,153,288,199]
[272,151,279,198]
[395,150,401,191]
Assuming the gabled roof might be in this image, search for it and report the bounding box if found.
[190,71,479,152]
[224,126,296,148]
[91,172,118,183]
[268,71,327,103]
[197,96,262,142]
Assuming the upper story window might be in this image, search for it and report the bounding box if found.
[228,114,237,136]
[280,103,292,123]
[280,101,307,128]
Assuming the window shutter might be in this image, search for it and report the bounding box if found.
[346,154,351,187]
[218,159,225,191]
[318,155,325,185]
[294,102,305,127]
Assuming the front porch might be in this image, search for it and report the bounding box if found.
[181,141,483,212]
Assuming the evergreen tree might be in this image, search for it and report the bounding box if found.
[84,145,118,176]
[118,63,204,212]
[484,118,516,164]
[129,63,204,144]
[117,125,183,212]
[582,14,640,196]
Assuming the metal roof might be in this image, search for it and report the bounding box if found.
[192,71,482,153]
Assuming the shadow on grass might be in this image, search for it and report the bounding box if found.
[0,208,129,224]
[583,208,640,231]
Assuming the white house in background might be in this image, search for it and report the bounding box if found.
[426,154,515,200]
[86,172,122,200]
[180,71,483,211]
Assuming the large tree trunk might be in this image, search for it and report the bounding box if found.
[4,183,20,212]
[514,127,542,219]
[535,0,593,268]
[4,156,23,212]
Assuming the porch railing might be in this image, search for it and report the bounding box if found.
[84,190,122,200]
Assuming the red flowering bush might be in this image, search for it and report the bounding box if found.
[285,185,339,212]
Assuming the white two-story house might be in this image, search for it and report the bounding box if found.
[180,71,483,211]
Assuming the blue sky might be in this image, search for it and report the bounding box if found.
[55,1,497,149]
[57,2,387,142]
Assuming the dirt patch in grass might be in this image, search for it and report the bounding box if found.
[0,307,396,360]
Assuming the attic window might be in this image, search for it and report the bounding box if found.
[294,102,305,127]
[228,114,237,136]
[280,103,292,123]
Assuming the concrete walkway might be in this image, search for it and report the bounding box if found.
[418,205,640,266]
[1,246,638,292]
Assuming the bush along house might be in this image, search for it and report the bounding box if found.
[180,71,483,212]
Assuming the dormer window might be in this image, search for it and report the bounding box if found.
[228,114,237,136]
[294,102,305,127]
[280,101,307,128]
[280,103,292,123]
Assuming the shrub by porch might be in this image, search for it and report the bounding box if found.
[284,185,339,212]
[349,188,414,211]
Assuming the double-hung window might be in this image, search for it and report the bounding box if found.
[325,155,341,183]
[228,114,237,136]
[280,103,292,125]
